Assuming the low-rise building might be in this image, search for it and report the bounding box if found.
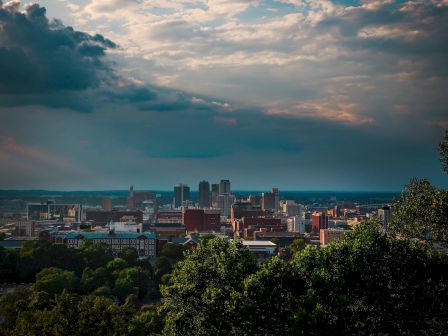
[65,232,156,258]
[241,240,277,262]
[320,229,350,246]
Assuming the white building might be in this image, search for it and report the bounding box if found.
[109,220,143,233]
[281,200,304,217]
[287,215,305,234]
[242,240,277,261]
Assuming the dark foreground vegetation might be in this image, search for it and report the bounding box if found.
[1,222,447,336]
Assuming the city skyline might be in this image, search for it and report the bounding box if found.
[1,1,448,191]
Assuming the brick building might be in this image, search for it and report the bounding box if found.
[182,208,221,233]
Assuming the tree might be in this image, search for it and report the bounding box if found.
[389,179,448,241]
[79,240,114,269]
[290,223,448,335]
[116,266,152,299]
[154,256,172,283]
[118,247,139,265]
[439,129,448,173]
[161,238,257,336]
[158,242,185,263]
[34,268,79,297]
[127,305,165,336]
[0,285,32,330]
[280,238,305,261]
[232,257,305,335]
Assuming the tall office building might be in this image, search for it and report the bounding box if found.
[262,192,276,211]
[272,188,279,212]
[211,183,219,207]
[312,211,328,234]
[217,194,236,218]
[219,179,231,194]
[198,180,211,208]
[287,215,305,234]
[173,184,190,208]
[378,206,391,228]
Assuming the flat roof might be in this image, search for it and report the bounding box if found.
[66,232,156,239]
[242,240,276,246]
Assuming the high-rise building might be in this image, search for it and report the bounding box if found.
[287,215,305,234]
[219,179,231,194]
[211,183,219,207]
[198,181,210,208]
[217,194,236,218]
[312,211,328,234]
[272,188,279,212]
[173,184,190,208]
[102,197,112,211]
[378,206,391,228]
[262,192,276,211]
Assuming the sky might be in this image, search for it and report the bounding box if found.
[0,0,447,191]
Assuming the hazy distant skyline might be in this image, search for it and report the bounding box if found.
[0,1,447,191]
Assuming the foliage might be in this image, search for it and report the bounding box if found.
[290,223,448,335]
[161,238,257,336]
[280,238,305,261]
[34,268,79,297]
[389,178,448,241]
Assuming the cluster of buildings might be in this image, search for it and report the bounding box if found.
[0,181,394,262]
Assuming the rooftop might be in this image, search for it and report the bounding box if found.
[65,232,156,239]
[242,240,277,247]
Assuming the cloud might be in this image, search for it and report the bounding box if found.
[0,2,116,108]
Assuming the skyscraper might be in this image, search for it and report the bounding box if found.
[272,188,279,212]
[262,192,276,211]
[378,206,391,228]
[211,183,219,207]
[312,211,328,234]
[173,184,190,208]
[198,180,210,208]
[219,179,231,194]
[217,193,236,218]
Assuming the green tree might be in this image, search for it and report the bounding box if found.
[158,242,185,263]
[161,238,257,336]
[280,238,305,261]
[232,257,305,335]
[118,247,139,265]
[127,305,165,336]
[290,223,448,335]
[389,179,448,241]
[0,285,32,330]
[154,256,172,283]
[34,268,79,297]
[79,240,114,269]
[116,266,152,299]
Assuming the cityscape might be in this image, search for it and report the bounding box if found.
[0,181,396,262]
[1,0,448,335]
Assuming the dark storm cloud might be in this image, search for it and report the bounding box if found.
[0,2,116,100]
[319,1,448,74]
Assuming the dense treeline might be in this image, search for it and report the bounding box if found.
[161,224,448,335]
[0,240,187,335]
[1,223,447,335]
